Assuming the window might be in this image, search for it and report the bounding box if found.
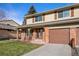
[63,10,70,17]
[58,11,63,18]
[35,16,42,22]
[58,10,70,18]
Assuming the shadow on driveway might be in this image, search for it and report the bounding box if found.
[71,47,79,56]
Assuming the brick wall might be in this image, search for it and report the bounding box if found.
[44,27,49,43]
[76,28,79,45]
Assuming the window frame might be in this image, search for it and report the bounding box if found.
[58,10,70,18]
[58,11,63,18]
[63,10,70,17]
[35,15,42,22]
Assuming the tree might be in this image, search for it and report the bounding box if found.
[28,5,37,15]
[22,18,26,25]
[22,5,37,25]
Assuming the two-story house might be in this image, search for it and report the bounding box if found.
[17,4,79,47]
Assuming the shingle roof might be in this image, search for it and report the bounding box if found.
[0,20,20,26]
[0,20,19,30]
[24,4,79,18]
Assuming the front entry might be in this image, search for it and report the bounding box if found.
[29,28,45,44]
[36,28,44,39]
[26,28,44,40]
[49,28,70,44]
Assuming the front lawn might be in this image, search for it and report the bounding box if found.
[0,40,41,56]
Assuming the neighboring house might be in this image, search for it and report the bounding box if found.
[0,20,19,39]
[17,4,79,47]
[0,20,19,26]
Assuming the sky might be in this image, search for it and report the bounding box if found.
[0,3,73,25]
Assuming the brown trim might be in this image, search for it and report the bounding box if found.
[71,8,74,17]
[24,17,27,25]
[54,11,57,20]
[32,17,35,23]
[42,15,45,21]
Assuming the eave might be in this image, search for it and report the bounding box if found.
[24,4,79,18]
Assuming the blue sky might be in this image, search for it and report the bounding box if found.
[0,3,73,25]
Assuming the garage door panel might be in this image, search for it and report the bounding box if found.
[49,28,70,44]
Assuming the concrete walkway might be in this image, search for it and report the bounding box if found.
[23,44,71,56]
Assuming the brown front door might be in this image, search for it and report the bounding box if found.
[49,28,70,44]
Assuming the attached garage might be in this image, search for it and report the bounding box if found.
[49,28,70,44]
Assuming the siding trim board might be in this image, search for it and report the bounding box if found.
[54,11,57,20]
[43,15,45,21]
[48,25,79,29]
[32,17,35,23]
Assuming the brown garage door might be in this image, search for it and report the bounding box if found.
[76,28,79,45]
[49,28,70,44]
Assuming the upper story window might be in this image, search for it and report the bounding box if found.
[35,16,42,22]
[58,11,63,18]
[63,10,70,17]
[58,10,70,18]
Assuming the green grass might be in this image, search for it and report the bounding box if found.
[0,40,41,56]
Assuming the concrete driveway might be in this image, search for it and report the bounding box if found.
[23,44,71,56]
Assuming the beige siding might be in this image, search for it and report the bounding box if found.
[74,8,79,17]
[26,8,79,24]
[45,13,55,22]
[27,18,33,24]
